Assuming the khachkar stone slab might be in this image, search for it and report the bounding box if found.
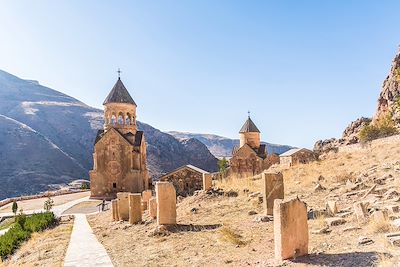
[274,197,308,261]
[353,202,368,223]
[263,172,284,215]
[117,192,130,221]
[149,197,157,219]
[156,182,176,225]
[129,193,142,224]
[203,173,212,191]
[111,199,119,221]
[142,190,152,211]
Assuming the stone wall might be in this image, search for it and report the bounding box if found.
[160,167,203,196]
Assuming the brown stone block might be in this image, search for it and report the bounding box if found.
[129,193,142,224]
[142,190,152,203]
[149,197,157,219]
[117,192,130,221]
[202,173,212,191]
[156,182,176,225]
[111,199,118,221]
[353,202,368,222]
[262,172,284,215]
[274,197,308,261]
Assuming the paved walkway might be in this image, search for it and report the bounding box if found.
[0,196,90,219]
[64,214,113,267]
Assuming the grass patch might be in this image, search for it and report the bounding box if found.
[218,227,247,246]
[367,217,395,234]
[0,212,56,260]
[359,115,398,143]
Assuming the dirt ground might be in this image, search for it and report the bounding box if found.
[0,191,90,214]
[0,216,74,267]
[87,137,400,267]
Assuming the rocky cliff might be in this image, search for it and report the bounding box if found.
[374,49,400,124]
[314,48,400,154]
[0,70,217,199]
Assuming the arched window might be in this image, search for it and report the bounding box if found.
[125,113,131,125]
[111,115,116,125]
[118,113,124,125]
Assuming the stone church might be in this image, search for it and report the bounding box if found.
[90,76,149,200]
[229,115,279,177]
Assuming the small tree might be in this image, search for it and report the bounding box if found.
[12,201,18,216]
[218,157,229,178]
[44,197,54,212]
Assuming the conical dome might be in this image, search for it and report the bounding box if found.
[103,78,136,106]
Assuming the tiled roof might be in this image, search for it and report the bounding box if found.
[279,148,311,157]
[239,117,260,133]
[103,78,136,105]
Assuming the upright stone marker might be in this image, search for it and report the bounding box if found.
[353,202,368,222]
[203,173,212,191]
[326,201,338,216]
[262,172,284,215]
[156,182,177,225]
[142,190,152,211]
[111,199,119,221]
[149,197,157,219]
[117,192,130,221]
[274,197,308,261]
[129,193,142,224]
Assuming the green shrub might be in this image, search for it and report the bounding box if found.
[44,197,54,211]
[0,212,56,260]
[24,212,55,232]
[359,115,398,142]
[0,224,30,259]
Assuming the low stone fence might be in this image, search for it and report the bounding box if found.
[0,189,89,208]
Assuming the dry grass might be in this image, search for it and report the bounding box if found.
[1,217,74,267]
[375,253,400,267]
[218,226,247,246]
[216,175,261,194]
[368,218,396,234]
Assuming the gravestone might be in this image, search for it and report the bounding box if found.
[129,193,142,224]
[274,197,308,261]
[263,172,284,215]
[156,182,176,225]
[117,192,130,221]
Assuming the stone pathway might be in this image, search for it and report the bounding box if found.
[64,214,113,267]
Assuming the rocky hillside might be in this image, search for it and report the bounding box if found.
[314,48,400,154]
[0,70,217,199]
[168,132,294,158]
[374,49,400,124]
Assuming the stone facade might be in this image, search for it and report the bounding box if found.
[90,77,149,200]
[159,165,208,196]
[229,116,278,177]
[280,148,317,167]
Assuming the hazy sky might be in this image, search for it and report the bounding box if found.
[1,1,399,148]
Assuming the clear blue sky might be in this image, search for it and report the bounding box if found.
[1,1,399,148]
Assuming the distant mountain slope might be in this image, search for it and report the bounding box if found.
[167,132,294,158]
[0,70,217,199]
